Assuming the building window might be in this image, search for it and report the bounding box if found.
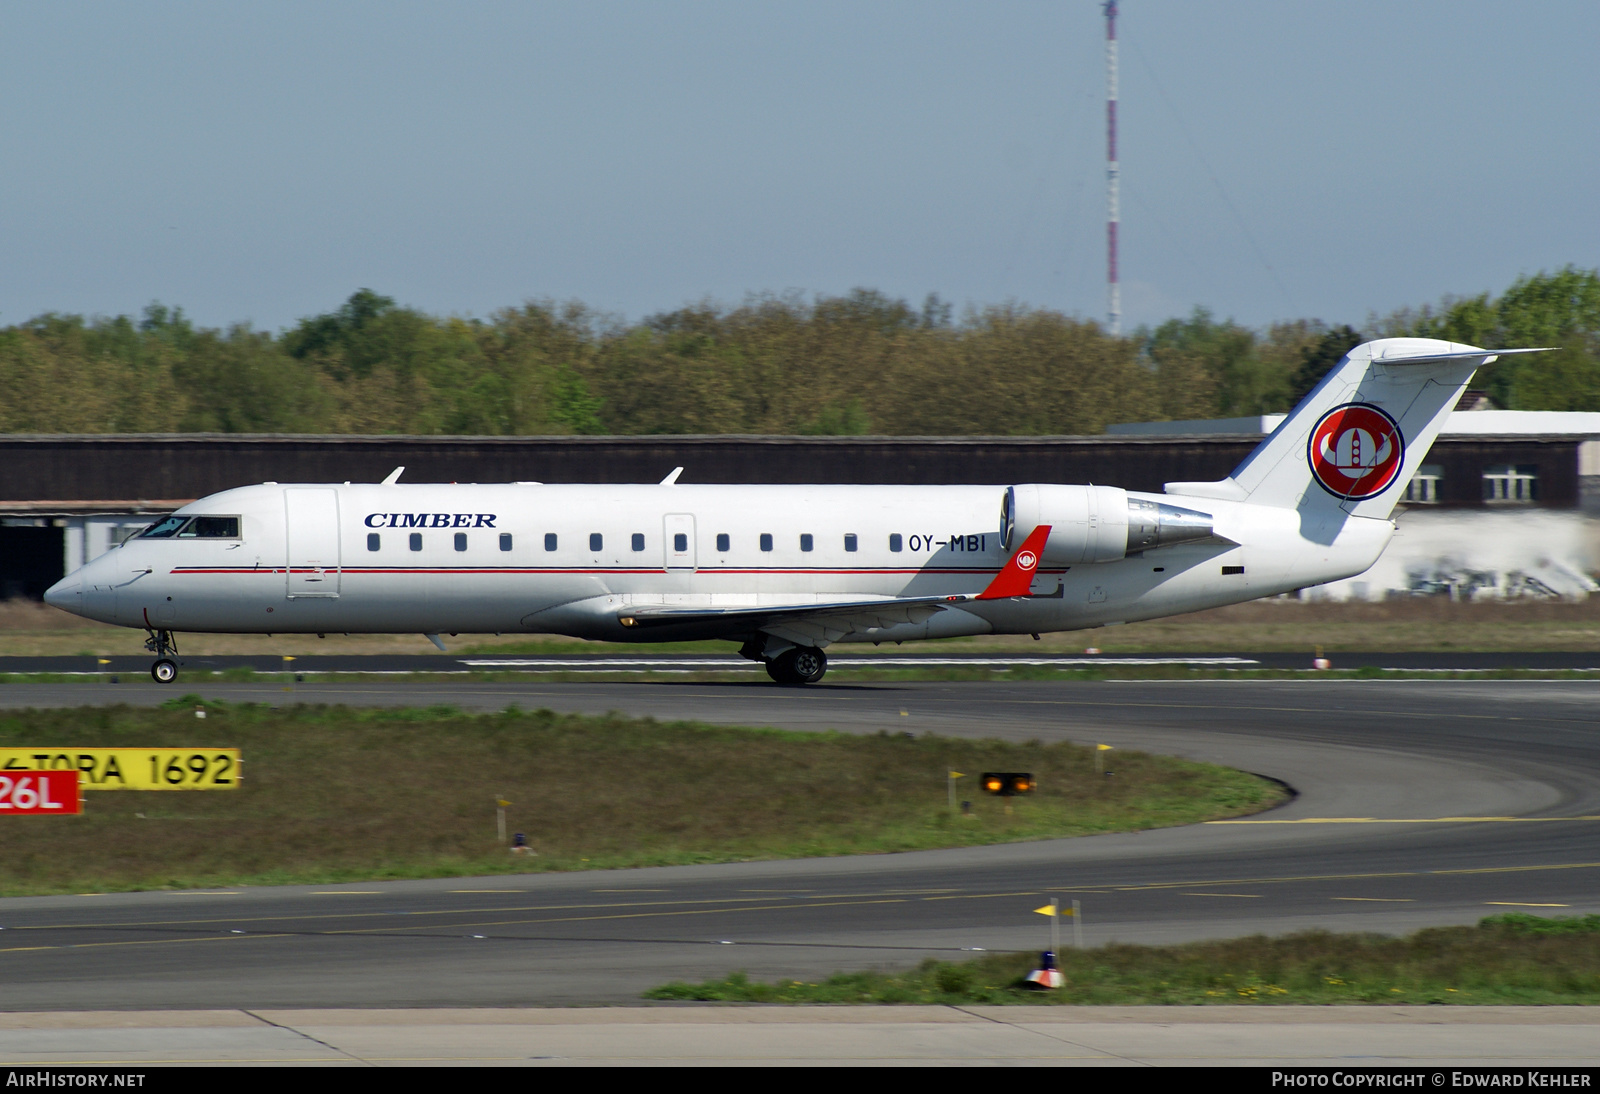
[716,533,730,552]
[889,533,903,552]
[760,533,773,552]
[500,533,512,551]
[454,532,467,552]
[545,533,557,551]
[843,533,857,552]
[409,532,423,552]
[1483,464,1538,503]
[1404,464,1443,504]
[589,533,603,552]
[367,533,381,552]
[800,534,813,552]
[632,533,645,552]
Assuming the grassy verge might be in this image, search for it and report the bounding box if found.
[0,699,1283,896]
[646,914,1600,1005]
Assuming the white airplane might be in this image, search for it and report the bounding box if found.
[44,338,1546,684]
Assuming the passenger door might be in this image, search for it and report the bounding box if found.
[284,489,342,597]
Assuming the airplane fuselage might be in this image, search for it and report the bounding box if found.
[51,480,1393,644]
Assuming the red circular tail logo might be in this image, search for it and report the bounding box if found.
[1016,550,1038,571]
[1308,403,1405,500]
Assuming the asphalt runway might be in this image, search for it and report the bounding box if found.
[5,650,1600,676]
[1,678,1599,1012]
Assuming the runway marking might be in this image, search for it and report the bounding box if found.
[319,890,1046,936]
[1212,816,1600,824]
[1331,897,1414,903]
[310,891,383,895]
[0,933,290,955]
[1484,902,1569,908]
[1007,696,1588,727]
[592,889,670,893]
[1112,860,1600,892]
[1184,893,1262,899]
[318,896,921,935]
[450,890,525,894]
[2,890,961,934]
[169,891,240,895]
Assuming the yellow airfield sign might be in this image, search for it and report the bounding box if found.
[0,749,242,790]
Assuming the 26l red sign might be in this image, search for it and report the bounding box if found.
[0,770,82,814]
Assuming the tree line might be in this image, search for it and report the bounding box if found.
[3,268,1596,436]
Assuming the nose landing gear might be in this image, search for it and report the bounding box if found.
[145,629,180,684]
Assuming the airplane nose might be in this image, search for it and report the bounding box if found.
[43,575,80,612]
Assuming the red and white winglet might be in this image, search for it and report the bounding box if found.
[976,524,1052,600]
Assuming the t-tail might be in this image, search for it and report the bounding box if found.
[1164,338,1553,518]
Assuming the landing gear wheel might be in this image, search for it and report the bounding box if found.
[151,658,178,684]
[766,647,827,686]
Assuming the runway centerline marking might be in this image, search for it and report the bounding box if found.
[1184,893,1262,898]
[1484,902,1569,908]
[4,889,1007,934]
[1331,897,1414,902]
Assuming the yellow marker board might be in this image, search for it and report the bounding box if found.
[0,749,242,790]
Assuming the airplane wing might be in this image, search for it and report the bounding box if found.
[618,593,976,645]
[614,528,1056,645]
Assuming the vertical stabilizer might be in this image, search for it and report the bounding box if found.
[1164,338,1544,519]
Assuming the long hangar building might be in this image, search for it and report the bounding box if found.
[2,410,1597,601]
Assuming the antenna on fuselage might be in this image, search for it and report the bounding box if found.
[659,467,684,486]
[381,467,405,485]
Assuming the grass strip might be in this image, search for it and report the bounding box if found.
[645,914,1600,1005]
[0,698,1283,896]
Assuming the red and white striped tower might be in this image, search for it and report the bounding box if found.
[1104,0,1120,336]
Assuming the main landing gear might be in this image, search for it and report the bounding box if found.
[145,629,179,684]
[765,646,827,686]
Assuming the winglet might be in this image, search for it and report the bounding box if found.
[381,466,405,485]
[660,467,684,486]
[977,525,1052,600]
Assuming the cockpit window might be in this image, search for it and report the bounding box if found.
[140,515,241,539]
[181,516,240,538]
[140,515,190,539]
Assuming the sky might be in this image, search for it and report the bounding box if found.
[2,1,1596,335]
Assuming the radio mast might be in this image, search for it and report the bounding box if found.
[1104,0,1120,337]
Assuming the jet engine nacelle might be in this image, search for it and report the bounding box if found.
[1001,484,1216,564]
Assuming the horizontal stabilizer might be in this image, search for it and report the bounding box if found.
[1373,346,1556,365]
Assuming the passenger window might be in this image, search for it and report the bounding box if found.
[760,533,773,552]
[500,533,512,552]
[589,533,603,552]
[454,532,467,552]
[367,533,381,552]
[632,533,645,552]
[674,533,688,552]
[544,533,558,552]
[844,534,857,552]
[716,533,730,552]
[800,534,813,552]
[889,534,903,552]
[409,533,423,552]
